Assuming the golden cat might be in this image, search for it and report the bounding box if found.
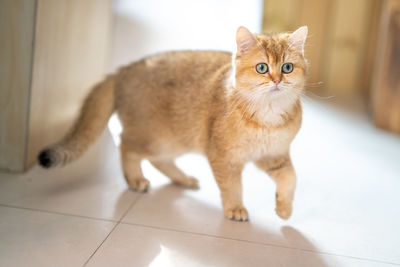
[38,26,308,221]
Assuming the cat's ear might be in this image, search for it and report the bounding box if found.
[288,26,308,54]
[236,26,257,55]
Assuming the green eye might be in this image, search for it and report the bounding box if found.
[282,63,294,74]
[255,63,268,74]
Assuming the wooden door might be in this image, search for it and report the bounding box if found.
[0,0,111,172]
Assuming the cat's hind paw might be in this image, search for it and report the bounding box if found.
[225,205,249,222]
[127,177,150,192]
[172,176,199,189]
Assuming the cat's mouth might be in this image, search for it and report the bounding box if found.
[271,85,280,92]
[268,82,294,94]
[256,82,285,93]
[267,85,284,95]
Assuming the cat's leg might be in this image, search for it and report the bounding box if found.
[255,155,296,220]
[150,159,199,188]
[209,159,247,221]
[120,142,150,192]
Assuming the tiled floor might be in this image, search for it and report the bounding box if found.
[1,99,399,267]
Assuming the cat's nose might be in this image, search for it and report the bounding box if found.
[273,80,280,85]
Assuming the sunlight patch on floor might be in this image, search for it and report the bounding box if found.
[149,245,187,267]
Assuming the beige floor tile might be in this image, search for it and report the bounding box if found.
[0,131,139,221]
[121,100,400,264]
[0,206,115,267]
[86,223,392,267]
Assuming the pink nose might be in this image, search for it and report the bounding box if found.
[274,80,280,85]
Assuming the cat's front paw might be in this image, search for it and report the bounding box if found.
[225,205,249,221]
[127,177,150,192]
[276,200,292,220]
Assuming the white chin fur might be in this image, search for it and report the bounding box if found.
[240,83,300,126]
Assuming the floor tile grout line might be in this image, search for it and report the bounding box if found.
[2,203,398,266]
[119,194,144,222]
[120,221,400,266]
[118,192,145,222]
[0,203,118,223]
[81,221,120,267]
[81,195,144,267]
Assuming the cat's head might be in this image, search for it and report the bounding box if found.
[231,26,308,124]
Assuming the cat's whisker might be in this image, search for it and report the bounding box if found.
[304,81,324,87]
[305,33,315,39]
[304,91,335,100]
[289,86,334,100]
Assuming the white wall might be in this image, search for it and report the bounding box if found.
[109,0,263,71]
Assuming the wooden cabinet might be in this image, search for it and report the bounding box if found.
[0,0,111,172]
[371,0,400,133]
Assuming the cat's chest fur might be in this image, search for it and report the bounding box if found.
[240,127,295,160]
[221,112,301,162]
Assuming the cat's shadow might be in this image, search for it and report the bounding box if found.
[114,184,331,266]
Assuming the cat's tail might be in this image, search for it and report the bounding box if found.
[38,75,116,168]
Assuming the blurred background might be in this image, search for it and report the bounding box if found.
[0,0,399,173]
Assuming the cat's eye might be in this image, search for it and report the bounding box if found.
[282,63,294,74]
[255,63,268,74]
